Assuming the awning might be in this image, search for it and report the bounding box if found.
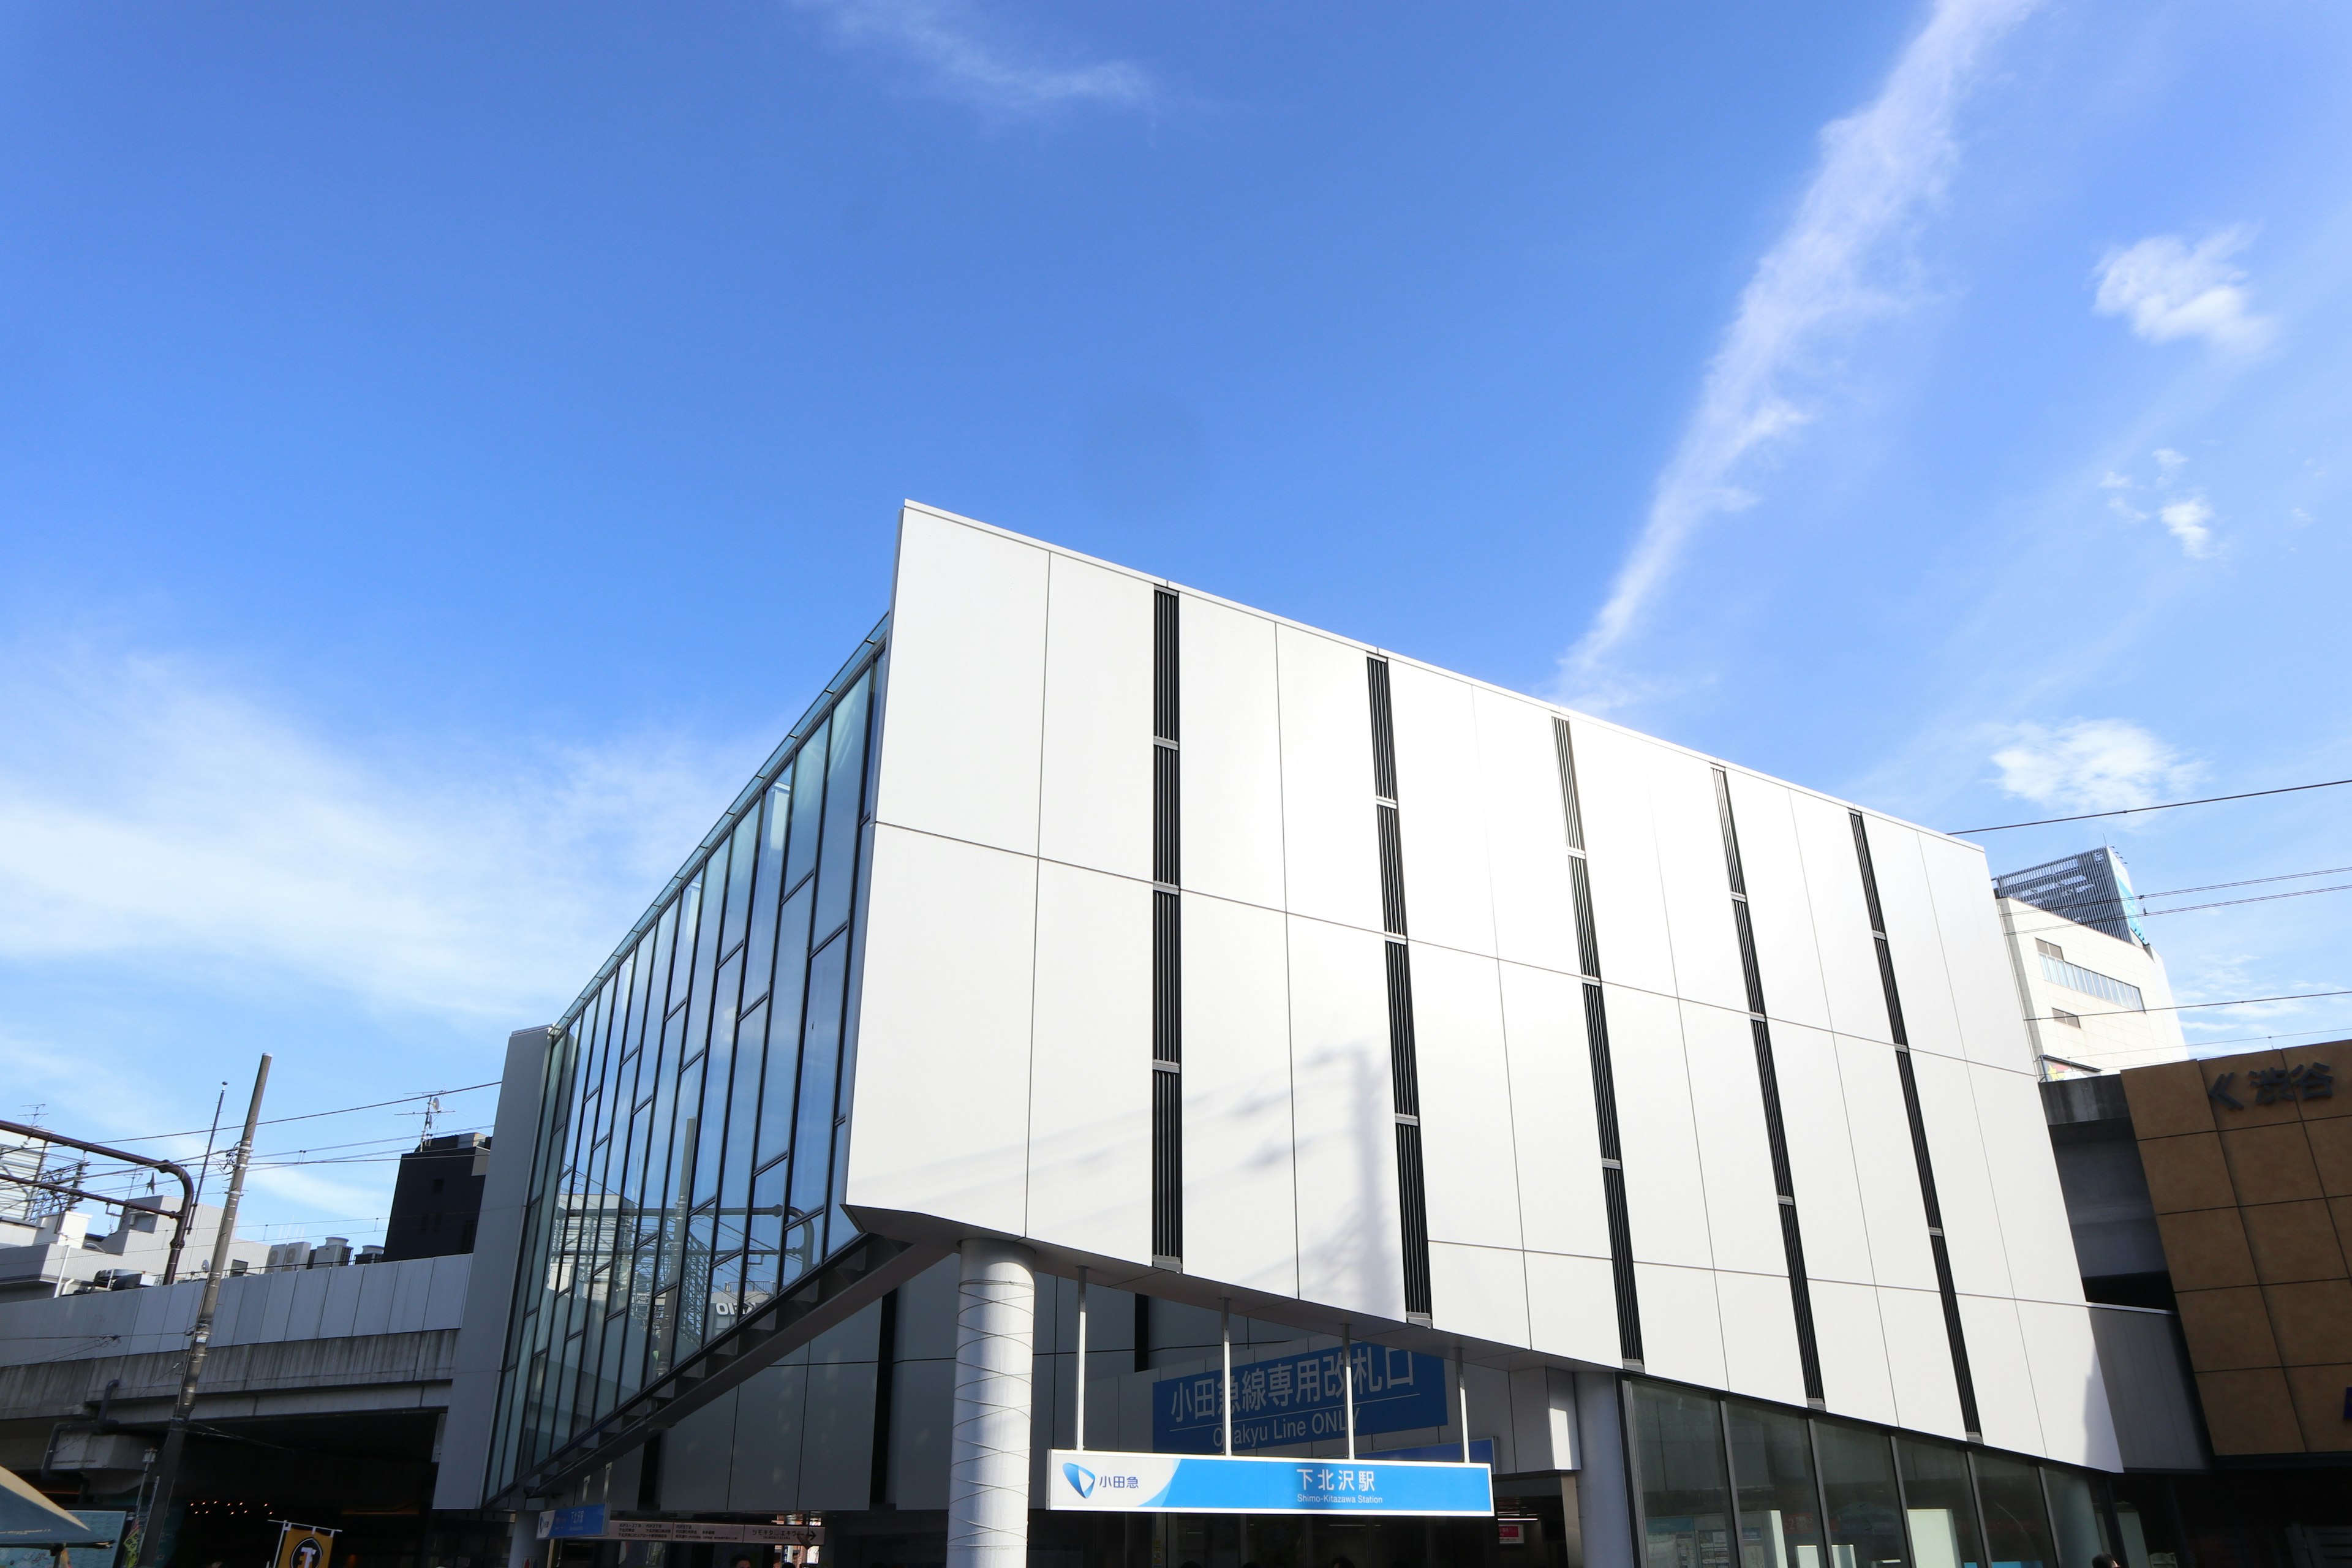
[0,1466,115,1547]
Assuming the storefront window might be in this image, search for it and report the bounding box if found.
[1634,1382,1735,1568]
[2040,1468,2108,1568]
[1726,1401,1824,1568]
[1894,1438,1983,1568]
[1974,1453,2056,1568]
[1817,1420,1907,1568]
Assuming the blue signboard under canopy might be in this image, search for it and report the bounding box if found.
[1152,1345,1449,1454]
[1049,1450,1492,1517]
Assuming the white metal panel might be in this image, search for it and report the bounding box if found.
[1286,914,1406,1319]
[1037,554,1155,881]
[319,1266,363,1338]
[1835,1036,1937,1292]
[387,1261,427,1333]
[1870,825,1967,1061]
[1649,752,1749,1015]
[875,507,1050,856]
[1475,692,1580,975]
[1920,837,2038,1072]
[1957,1294,2046,1457]
[1430,1241,1530,1349]
[1789,793,1890,1044]
[1413,942,1523,1252]
[2015,1299,2123,1470]
[1182,892,1301,1298]
[1905,1048,2013,1298]
[1713,1270,1807,1408]
[1807,1279,1897,1427]
[1606,986,1711,1270]
[1878,1286,1966,1438]
[1386,662,1495,957]
[1498,962,1610,1260]
[1972,1066,2089,1306]
[1683,1003,1787,1278]
[1276,627,1384,933]
[354,1265,396,1336]
[1564,723,1676,998]
[1525,1251,1620,1368]
[1027,861,1153,1265]
[1630,1262,1725,1390]
[1771,1023,1873,1286]
[1724,774,1831,1031]
[1180,597,1287,910]
[845,824,1036,1238]
[287,1268,331,1341]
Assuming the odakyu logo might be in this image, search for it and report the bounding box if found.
[1063,1463,1096,1498]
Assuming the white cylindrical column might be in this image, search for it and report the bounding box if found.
[948,1238,1037,1568]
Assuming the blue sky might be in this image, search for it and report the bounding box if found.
[3,0,2348,1242]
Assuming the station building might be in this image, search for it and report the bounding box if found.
[434,504,2139,1568]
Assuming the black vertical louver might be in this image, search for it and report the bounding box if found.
[1151,590,1183,1268]
[1713,768,1824,1405]
[1852,810,1981,1441]
[1367,657,1433,1320]
[1556,718,1642,1369]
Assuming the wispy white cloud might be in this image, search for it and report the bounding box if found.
[2094,227,2276,352]
[2158,495,2215,556]
[794,0,1153,117]
[1556,0,2040,706]
[0,646,756,1028]
[1989,718,2201,814]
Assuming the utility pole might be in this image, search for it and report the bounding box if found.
[138,1054,269,1567]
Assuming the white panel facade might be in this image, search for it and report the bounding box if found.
[1387,661,1498,957]
[1566,724,1677,998]
[1180,892,1300,1298]
[845,823,1036,1237]
[1412,941,1523,1253]
[840,506,2118,1470]
[1788,793,1890,1043]
[1476,692,1580,974]
[1496,962,1610,1260]
[1604,986,1711,1270]
[1276,627,1385,933]
[1178,597,1287,910]
[1025,861,1152,1265]
[1723,773,1831,1030]
[1036,554,1155,881]
[1285,914,1407,1321]
[873,508,1048,855]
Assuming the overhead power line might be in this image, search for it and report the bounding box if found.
[2026,987,2352,1023]
[2135,865,2352,900]
[108,1081,499,1146]
[1951,776,2352,835]
[2003,880,2352,940]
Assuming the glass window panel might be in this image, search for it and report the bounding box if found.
[757,885,815,1167]
[814,674,871,939]
[1726,1402,1824,1568]
[645,1286,677,1383]
[668,875,703,1017]
[692,1030,730,1210]
[1815,1422,1905,1568]
[647,900,681,1019]
[780,1214,819,1291]
[710,949,744,1060]
[745,1159,786,1307]
[709,1249,745,1331]
[691,851,726,1003]
[1974,1455,2055,1568]
[721,811,760,958]
[2040,1470,2106,1568]
[785,717,829,893]
[1894,1439,1983,1568]
[657,1063,704,1286]
[1632,1382,1734,1568]
[742,775,791,1008]
[826,1116,853,1256]
[720,1000,768,1254]
[788,935,851,1224]
[674,1207,718,1358]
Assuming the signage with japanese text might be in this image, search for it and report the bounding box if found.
[2207,1063,2333,1110]
[1047,1450,1492,1516]
[1151,1345,1449,1453]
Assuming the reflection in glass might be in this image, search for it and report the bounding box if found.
[2041,1469,2106,1568]
[1975,1453,2055,1568]
[785,717,828,892]
[720,811,759,956]
[1817,1422,1906,1568]
[788,937,851,1225]
[1895,1438,1984,1568]
[814,674,870,938]
[742,776,791,1006]
[1633,1382,1735,1568]
[1727,1403,1823,1568]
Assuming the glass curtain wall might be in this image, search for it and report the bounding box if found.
[1630,1380,2114,1568]
[484,657,880,1502]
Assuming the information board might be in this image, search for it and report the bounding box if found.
[1048,1450,1492,1516]
[1151,1345,1449,1453]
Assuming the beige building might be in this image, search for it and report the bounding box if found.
[1996,848,2187,1075]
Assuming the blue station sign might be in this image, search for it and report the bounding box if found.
[1152,1345,1449,1453]
[1047,1450,1493,1517]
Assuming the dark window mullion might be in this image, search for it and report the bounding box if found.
[1151,590,1182,1269]
[1368,656,1431,1321]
